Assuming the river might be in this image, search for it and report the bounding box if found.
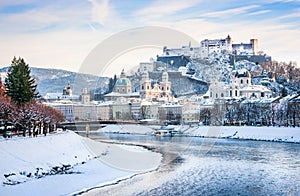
[80,132,300,196]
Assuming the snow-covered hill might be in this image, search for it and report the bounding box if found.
[0,67,109,96]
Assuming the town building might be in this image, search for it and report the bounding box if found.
[96,102,112,120]
[141,101,160,121]
[158,103,183,124]
[44,82,79,102]
[208,68,272,101]
[112,102,132,120]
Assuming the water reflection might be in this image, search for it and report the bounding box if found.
[81,132,300,196]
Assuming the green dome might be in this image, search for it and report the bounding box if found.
[115,78,131,86]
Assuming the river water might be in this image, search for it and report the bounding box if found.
[82,133,300,196]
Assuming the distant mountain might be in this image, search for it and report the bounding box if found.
[0,67,109,96]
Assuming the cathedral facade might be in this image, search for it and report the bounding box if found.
[140,71,172,101]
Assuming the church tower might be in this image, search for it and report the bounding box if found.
[63,81,72,96]
[140,71,152,99]
[160,71,171,98]
[81,88,90,104]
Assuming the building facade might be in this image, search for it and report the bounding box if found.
[201,35,258,55]
[209,68,272,101]
[140,70,172,101]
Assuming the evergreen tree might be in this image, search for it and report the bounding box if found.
[5,57,38,105]
[281,87,288,97]
[107,74,117,93]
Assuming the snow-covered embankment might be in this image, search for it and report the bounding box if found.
[186,126,300,143]
[0,130,162,195]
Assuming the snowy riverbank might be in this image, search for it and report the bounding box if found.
[100,124,300,143]
[0,130,162,195]
[186,126,300,143]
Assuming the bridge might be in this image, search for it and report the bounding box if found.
[58,120,140,131]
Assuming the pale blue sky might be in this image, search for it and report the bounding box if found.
[0,0,299,74]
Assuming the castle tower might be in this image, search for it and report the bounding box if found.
[250,39,258,55]
[226,34,232,52]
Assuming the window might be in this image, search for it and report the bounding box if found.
[241,79,243,84]
[216,93,218,98]
[141,85,144,90]
[261,92,265,97]
[247,79,249,84]
[162,87,164,91]
[235,90,238,96]
[221,93,224,97]
[210,92,212,97]
[230,90,232,97]
[147,85,150,90]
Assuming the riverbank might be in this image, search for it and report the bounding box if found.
[99,124,300,143]
[0,130,162,195]
[82,129,300,196]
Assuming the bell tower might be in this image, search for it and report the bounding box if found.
[140,71,152,99]
[160,71,171,98]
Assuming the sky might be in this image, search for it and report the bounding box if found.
[0,0,299,76]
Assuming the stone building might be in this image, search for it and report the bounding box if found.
[200,35,258,55]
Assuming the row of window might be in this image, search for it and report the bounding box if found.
[141,85,170,91]
[211,90,266,98]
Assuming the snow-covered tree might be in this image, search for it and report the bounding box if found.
[5,57,38,105]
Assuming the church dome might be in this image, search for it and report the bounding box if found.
[234,68,251,78]
[115,78,131,86]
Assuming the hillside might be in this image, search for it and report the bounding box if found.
[0,67,109,96]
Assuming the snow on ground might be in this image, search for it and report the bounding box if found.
[185,126,300,143]
[0,130,162,195]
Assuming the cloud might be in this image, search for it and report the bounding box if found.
[277,9,300,19]
[0,0,37,7]
[88,0,110,25]
[87,0,125,30]
[0,3,90,33]
[201,5,260,18]
[134,0,200,20]
[0,29,109,72]
[247,10,271,16]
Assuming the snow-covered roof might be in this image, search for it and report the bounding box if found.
[240,85,271,92]
[104,92,140,97]
[44,93,63,99]
[234,68,251,78]
[183,110,200,114]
